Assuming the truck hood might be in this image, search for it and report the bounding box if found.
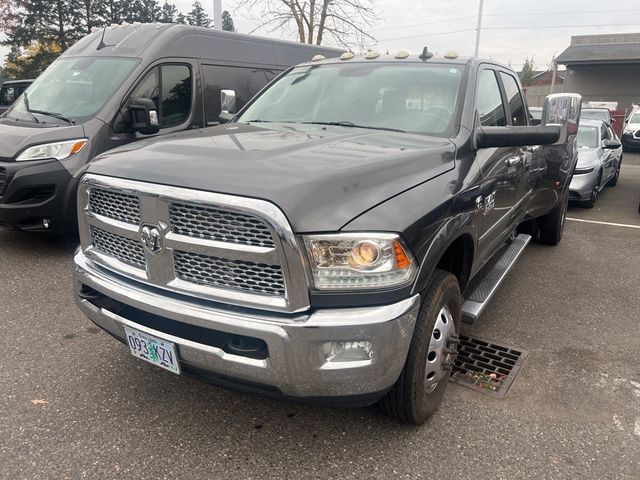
[0,118,85,161]
[88,123,456,232]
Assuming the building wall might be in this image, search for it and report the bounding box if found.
[523,85,555,107]
[563,64,640,111]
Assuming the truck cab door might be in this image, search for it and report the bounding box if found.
[473,68,521,263]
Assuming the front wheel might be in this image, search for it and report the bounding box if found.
[539,188,569,245]
[381,270,461,425]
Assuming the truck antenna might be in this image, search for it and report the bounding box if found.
[419,47,434,62]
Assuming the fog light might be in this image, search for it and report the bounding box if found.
[42,218,51,229]
[322,341,374,362]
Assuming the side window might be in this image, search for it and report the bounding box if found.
[499,72,527,126]
[129,64,192,128]
[476,70,506,127]
[202,65,279,124]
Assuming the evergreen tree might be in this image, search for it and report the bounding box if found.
[102,0,125,25]
[186,2,210,27]
[176,12,187,24]
[221,10,235,32]
[122,0,160,23]
[158,1,178,23]
[520,57,536,86]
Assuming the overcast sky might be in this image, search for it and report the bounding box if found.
[3,0,640,72]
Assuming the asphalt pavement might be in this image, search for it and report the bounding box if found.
[1,154,639,479]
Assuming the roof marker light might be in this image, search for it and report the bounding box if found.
[311,54,326,62]
[395,50,410,59]
[444,51,459,59]
[340,52,355,61]
[365,51,380,60]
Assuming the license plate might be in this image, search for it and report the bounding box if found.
[124,326,181,374]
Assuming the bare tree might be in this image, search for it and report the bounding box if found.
[234,0,378,49]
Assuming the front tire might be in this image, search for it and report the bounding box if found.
[381,270,461,425]
[539,188,569,245]
[584,171,602,209]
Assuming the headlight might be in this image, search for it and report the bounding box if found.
[303,233,416,290]
[16,139,88,161]
[574,166,595,175]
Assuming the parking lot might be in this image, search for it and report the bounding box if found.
[1,154,639,479]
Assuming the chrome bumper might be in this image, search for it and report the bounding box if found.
[73,250,420,399]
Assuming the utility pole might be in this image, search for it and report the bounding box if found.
[475,0,484,57]
[213,0,222,30]
[550,56,557,94]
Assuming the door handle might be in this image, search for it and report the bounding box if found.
[505,156,522,167]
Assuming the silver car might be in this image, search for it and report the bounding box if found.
[569,119,622,208]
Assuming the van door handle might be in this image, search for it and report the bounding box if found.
[505,156,522,167]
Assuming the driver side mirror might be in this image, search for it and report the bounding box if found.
[128,97,160,135]
[542,93,582,142]
[603,139,621,150]
[218,90,237,124]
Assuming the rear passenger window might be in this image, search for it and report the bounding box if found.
[202,65,279,124]
[499,72,527,126]
[476,70,506,127]
[129,64,192,128]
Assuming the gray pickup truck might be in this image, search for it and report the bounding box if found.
[73,51,580,424]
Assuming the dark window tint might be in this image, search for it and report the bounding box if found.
[499,72,527,126]
[161,65,191,127]
[601,125,609,141]
[202,65,279,124]
[477,70,506,127]
[130,64,191,128]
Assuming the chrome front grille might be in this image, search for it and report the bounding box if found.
[89,188,140,224]
[90,226,146,268]
[169,202,274,247]
[174,250,285,296]
[77,174,309,312]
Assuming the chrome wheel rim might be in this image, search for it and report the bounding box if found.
[424,305,457,394]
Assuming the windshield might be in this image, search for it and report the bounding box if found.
[581,110,609,123]
[577,125,599,148]
[7,57,138,124]
[629,113,640,123]
[238,63,464,136]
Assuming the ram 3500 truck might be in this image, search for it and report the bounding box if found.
[73,52,580,424]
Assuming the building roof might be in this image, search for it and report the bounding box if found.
[557,32,640,65]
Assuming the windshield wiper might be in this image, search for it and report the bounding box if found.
[301,121,406,133]
[22,92,41,124]
[29,109,76,125]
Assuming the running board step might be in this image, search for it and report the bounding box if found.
[461,234,532,324]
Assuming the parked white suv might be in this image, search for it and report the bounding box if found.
[622,107,640,151]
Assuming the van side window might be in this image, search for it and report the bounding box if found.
[130,64,192,128]
[202,65,278,124]
[476,70,506,127]
[499,72,527,126]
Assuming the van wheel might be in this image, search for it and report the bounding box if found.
[539,188,569,245]
[381,270,461,425]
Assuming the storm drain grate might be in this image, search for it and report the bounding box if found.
[449,335,528,398]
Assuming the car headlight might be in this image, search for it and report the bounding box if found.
[574,166,595,174]
[303,233,416,290]
[16,139,88,161]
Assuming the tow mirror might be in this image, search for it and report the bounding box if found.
[541,93,582,143]
[128,97,160,135]
[477,126,561,148]
[220,89,236,115]
[603,139,621,150]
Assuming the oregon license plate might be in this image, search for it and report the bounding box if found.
[124,326,181,374]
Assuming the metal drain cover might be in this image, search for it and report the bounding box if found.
[450,334,528,398]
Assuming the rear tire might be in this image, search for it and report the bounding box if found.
[607,156,622,187]
[539,188,569,245]
[381,270,461,425]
